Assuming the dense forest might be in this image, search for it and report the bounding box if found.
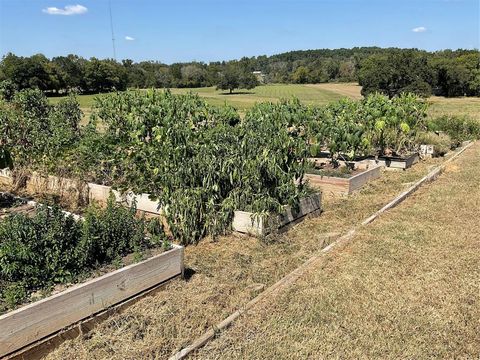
[0,47,478,98]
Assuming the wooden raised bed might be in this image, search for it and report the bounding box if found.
[88,183,161,215]
[0,170,162,215]
[232,193,322,236]
[0,244,184,358]
[305,163,381,196]
[0,168,12,187]
[365,152,419,170]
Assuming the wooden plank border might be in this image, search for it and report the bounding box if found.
[168,141,475,360]
[0,243,184,357]
[305,165,381,196]
[0,171,162,216]
[232,193,322,236]
[364,152,419,170]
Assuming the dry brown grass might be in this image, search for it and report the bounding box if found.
[191,143,480,359]
[40,151,461,359]
[428,96,480,122]
[305,83,363,99]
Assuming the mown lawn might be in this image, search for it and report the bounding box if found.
[428,96,480,122]
[169,84,348,110]
[192,142,480,359]
[45,142,470,359]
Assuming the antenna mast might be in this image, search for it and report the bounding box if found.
[108,0,117,60]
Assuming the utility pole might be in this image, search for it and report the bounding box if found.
[109,0,117,60]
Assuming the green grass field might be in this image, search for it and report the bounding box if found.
[48,83,480,122]
[170,84,349,110]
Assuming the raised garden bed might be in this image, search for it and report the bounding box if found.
[305,162,382,196]
[88,183,161,215]
[0,193,184,357]
[365,152,419,170]
[0,170,162,216]
[232,193,322,236]
[0,244,183,358]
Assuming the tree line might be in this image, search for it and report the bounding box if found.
[0,47,478,97]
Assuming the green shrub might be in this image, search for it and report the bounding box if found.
[79,195,147,266]
[428,115,480,144]
[416,131,452,156]
[0,80,18,102]
[0,195,165,311]
[0,90,81,170]
[0,205,81,287]
[2,281,27,310]
[361,93,428,156]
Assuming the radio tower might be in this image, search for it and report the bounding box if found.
[109,0,117,60]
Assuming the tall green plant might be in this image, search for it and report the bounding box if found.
[362,93,428,156]
[92,91,311,244]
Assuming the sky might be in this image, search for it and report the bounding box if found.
[0,0,478,64]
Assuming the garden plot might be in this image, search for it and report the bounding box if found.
[0,194,184,358]
[364,152,420,170]
[41,144,467,360]
[305,159,382,196]
[232,192,322,236]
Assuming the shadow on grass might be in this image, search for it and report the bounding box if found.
[219,91,256,95]
[183,267,196,282]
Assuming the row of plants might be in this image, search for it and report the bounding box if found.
[102,92,310,244]
[1,90,311,244]
[0,195,169,312]
[1,89,478,244]
[308,93,430,162]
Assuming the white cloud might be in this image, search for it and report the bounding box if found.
[42,4,88,16]
[125,36,135,41]
[412,26,427,33]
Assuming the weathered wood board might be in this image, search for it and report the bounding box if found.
[305,164,381,196]
[0,170,162,215]
[0,245,184,358]
[0,168,13,187]
[25,173,89,206]
[87,183,162,215]
[232,193,322,236]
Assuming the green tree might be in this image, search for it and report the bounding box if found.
[217,66,258,93]
[358,50,433,97]
[84,58,127,93]
[292,66,310,83]
[0,80,18,101]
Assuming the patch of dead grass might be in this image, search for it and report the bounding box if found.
[192,143,480,359]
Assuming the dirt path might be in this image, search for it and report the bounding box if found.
[192,142,480,359]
